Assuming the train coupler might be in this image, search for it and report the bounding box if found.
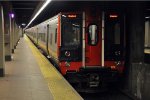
[88,73,100,87]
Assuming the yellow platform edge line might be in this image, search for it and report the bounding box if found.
[24,35,83,100]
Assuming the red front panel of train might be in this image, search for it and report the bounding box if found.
[85,11,102,67]
[58,11,125,75]
[58,13,83,75]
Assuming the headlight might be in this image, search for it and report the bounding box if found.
[65,51,70,57]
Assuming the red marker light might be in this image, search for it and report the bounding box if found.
[111,66,116,70]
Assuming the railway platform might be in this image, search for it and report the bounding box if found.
[0,35,83,100]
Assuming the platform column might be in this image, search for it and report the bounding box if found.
[0,4,5,76]
[11,17,15,53]
[16,26,21,42]
[148,20,150,48]
[15,24,20,48]
[18,27,21,40]
[126,2,145,99]
[21,28,23,37]
[15,23,19,49]
[14,23,17,49]
[3,2,12,61]
[145,20,150,47]
[127,4,145,63]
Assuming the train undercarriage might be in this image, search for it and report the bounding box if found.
[65,67,120,93]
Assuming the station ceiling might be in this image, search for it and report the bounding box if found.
[11,1,43,27]
[11,1,150,28]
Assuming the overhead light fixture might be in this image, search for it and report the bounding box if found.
[62,15,66,17]
[22,23,26,26]
[25,0,51,29]
[145,16,150,19]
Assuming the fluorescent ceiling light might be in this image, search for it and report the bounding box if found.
[145,16,150,19]
[22,23,26,26]
[25,0,51,29]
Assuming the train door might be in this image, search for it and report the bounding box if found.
[85,11,125,68]
[104,12,125,69]
[85,13,101,67]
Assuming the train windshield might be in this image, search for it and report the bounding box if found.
[104,13,125,60]
[61,14,82,47]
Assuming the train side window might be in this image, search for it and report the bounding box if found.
[88,24,98,45]
[55,28,57,43]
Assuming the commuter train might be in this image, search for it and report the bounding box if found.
[26,11,125,89]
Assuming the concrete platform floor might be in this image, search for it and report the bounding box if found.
[0,37,53,100]
[0,36,82,100]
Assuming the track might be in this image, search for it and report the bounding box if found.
[80,88,133,100]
